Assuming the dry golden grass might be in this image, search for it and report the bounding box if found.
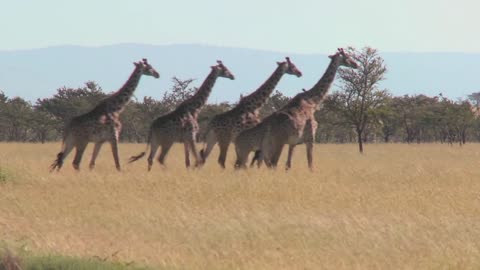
[1,142,480,269]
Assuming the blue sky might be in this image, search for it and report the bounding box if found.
[1,0,478,53]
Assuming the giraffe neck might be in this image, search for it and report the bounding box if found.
[106,66,143,112]
[304,57,341,105]
[180,69,219,113]
[237,65,286,113]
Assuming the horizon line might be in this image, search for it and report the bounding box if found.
[0,43,479,55]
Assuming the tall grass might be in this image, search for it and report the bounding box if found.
[1,142,480,269]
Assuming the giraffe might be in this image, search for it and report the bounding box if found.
[247,87,307,168]
[198,57,302,168]
[129,60,234,170]
[50,59,160,172]
[234,48,358,170]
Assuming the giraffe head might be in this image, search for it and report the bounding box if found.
[329,48,358,69]
[212,60,235,80]
[278,57,302,77]
[134,58,160,78]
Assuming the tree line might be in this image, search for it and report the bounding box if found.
[1,47,479,149]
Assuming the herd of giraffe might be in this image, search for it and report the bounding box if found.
[50,48,359,172]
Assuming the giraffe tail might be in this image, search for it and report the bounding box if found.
[50,132,68,172]
[199,124,213,160]
[249,150,262,168]
[129,129,152,163]
[128,152,146,163]
[50,152,64,172]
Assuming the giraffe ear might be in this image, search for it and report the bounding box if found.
[277,61,282,65]
[328,54,334,59]
[134,61,140,67]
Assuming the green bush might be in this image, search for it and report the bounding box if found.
[1,251,152,270]
[0,168,8,183]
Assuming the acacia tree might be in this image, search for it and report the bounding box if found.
[30,109,58,143]
[439,97,474,145]
[318,94,356,143]
[332,47,388,153]
[0,92,8,139]
[373,94,398,143]
[393,95,431,143]
[1,97,34,141]
[35,81,107,127]
[468,92,480,109]
[161,77,196,111]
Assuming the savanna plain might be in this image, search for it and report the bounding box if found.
[1,143,480,270]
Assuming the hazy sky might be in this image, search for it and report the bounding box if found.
[1,0,478,53]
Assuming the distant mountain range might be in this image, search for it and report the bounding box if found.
[0,44,479,103]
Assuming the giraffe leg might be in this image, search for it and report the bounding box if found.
[72,141,88,171]
[262,151,273,168]
[187,136,202,168]
[249,150,259,168]
[89,142,103,170]
[249,150,264,168]
[256,151,265,168]
[306,142,314,171]
[147,140,160,172]
[109,126,123,171]
[304,119,317,171]
[157,141,174,166]
[234,145,248,169]
[183,141,191,168]
[260,136,274,168]
[110,139,121,171]
[286,144,296,170]
[199,129,217,164]
[270,143,285,169]
[217,141,230,169]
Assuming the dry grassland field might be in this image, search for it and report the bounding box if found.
[1,142,480,269]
